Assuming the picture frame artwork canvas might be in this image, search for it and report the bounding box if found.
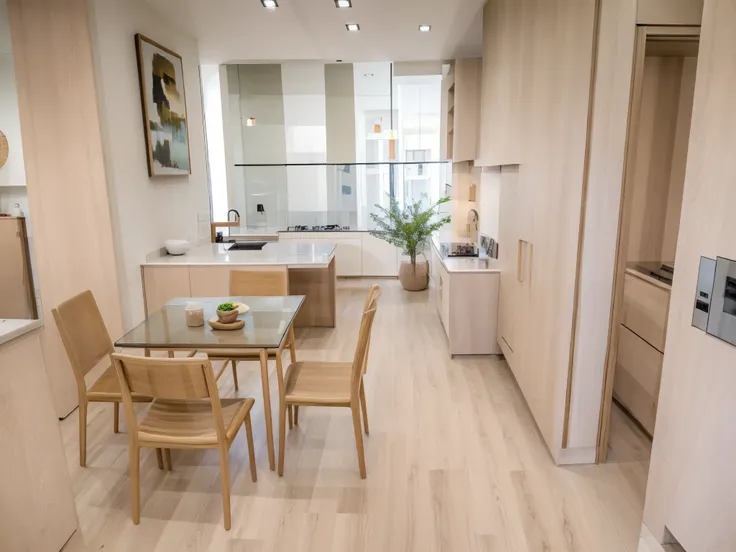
[135,34,191,177]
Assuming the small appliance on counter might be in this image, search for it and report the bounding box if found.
[441,242,479,258]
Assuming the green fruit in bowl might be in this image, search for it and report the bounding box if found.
[217,302,237,312]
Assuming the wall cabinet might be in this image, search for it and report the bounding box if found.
[444,58,482,163]
[478,0,523,166]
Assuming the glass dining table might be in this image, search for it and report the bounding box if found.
[115,295,306,471]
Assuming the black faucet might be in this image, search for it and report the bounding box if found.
[227,209,240,222]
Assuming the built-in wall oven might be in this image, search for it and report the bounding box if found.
[705,256,736,347]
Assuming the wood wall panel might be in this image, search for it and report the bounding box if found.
[643,0,736,547]
[566,0,638,451]
[8,0,124,417]
[0,331,77,550]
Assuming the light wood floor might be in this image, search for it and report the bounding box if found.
[60,279,650,552]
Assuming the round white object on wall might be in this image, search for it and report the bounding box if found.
[0,131,8,169]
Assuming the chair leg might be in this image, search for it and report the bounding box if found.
[359,381,369,436]
[218,445,232,530]
[130,445,141,524]
[244,414,257,483]
[278,401,287,477]
[288,405,293,430]
[294,406,299,426]
[288,326,297,364]
[164,449,173,471]
[114,402,120,434]
[79,399,88,467]
[351,402,367,479]
[231,360,239,391]
[155,448,164,470]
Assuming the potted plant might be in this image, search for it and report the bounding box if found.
[216,301,239,324]
[370,195,451,291]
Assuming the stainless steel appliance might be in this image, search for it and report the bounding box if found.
[706,256,736,346]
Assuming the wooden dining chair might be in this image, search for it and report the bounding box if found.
[207,267,298,390]
[112,353,257,530]
[275,285,381,479]
[52,290,150,467]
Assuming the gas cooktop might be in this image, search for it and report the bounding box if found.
[286,225,351,232]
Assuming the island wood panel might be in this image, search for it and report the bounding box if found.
[613,325,663,436]
[7,0,125,418]
[142,266,191,316]
[621,272,670,352]
[288,258,336,328]
[0,330,77,551]
[643,2,736,547]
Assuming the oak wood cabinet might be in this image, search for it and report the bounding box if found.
[444,58,482,163]
[478,0,523,166]
[0,217,36,319]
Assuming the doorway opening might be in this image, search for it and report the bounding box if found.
[598,26,700,464]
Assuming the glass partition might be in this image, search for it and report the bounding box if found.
[230,161,451,232]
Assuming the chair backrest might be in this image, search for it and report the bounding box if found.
[52,290,114,393]
[230,268,289,296]
[351,285,381,393]
[112,353,227,441]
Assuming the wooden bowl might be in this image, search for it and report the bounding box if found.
[216,309,239,324]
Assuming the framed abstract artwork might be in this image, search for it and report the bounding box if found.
[135,34,191,177]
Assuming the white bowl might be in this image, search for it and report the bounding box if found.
[164,239,190,256]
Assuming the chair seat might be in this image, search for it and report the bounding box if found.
[87,364,149,402]
[137,397,255,447]
[284,361,353,405]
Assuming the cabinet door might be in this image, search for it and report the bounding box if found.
[438,267,451,337]
[362,234,399,276]
[0,218,34,318]
[189,266,230,297]
[497,167,520,362]
[335,237,362,276]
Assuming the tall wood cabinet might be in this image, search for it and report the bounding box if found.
[491,0,599,463]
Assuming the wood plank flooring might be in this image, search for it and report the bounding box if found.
[60,279,650,552]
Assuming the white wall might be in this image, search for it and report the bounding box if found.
[89,0,211,328]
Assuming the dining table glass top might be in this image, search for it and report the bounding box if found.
[115,296,305,350]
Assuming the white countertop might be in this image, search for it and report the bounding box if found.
[143,242,336,268]
[0,319,43,347]
[431,237,501,274]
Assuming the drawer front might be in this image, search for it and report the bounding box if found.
[622,273,670,351]
[613,324,664,435]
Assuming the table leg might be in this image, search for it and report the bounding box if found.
[259,349,275,471]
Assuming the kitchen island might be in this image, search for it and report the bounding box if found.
[141,242,336,327]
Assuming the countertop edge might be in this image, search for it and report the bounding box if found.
[0,319,44,348]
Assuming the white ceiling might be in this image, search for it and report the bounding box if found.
[142,0,485,64]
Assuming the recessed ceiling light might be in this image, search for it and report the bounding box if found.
[418,24,431,32]
[346,23,360,32]
[335,0,352,7]
[261,0,278,9]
